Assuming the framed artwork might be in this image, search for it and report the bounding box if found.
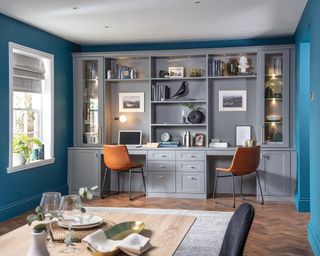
[168,67,184,78]
[219,90,247,112]
[119,92,144,112]
[194,133,205,147]
[236,125,251,146]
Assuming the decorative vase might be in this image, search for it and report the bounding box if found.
[12,153,26,166]
[27,231,50,256]
[187,111,204,124]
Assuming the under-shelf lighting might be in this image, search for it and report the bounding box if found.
[114,115,127,123]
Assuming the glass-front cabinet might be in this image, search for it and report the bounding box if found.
[259,50,289,147]
[73,57,104,146]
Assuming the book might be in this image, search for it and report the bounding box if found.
[209,142,228,148]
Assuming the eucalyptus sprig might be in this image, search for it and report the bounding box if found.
[183,103,203,111]
[79,186,98,200]
[26,206,51,233]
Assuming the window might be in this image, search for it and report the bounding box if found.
[8,43,54,172]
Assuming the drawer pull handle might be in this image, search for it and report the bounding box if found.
[189,166,196,169]
[158,176,165,179]
[159,165,166,168]
[161,154,168,158]
[189,154,196,158]
[188,176,197,180]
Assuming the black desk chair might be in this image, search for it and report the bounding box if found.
[219,203,255,256]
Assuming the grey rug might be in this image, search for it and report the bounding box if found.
[86,207,233,256]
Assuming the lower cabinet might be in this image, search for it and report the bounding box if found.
[147,172,175,193]
[258,151,291,199]
[176,172,205,193]
[68,149,101,195]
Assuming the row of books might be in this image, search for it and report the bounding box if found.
[151,85,170,101]
[209,60,225,77]
[159,141,180,148]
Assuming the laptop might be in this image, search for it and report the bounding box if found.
[118,130,142,148]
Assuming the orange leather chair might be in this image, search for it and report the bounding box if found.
[102,145,146,200]
[213,145,264,208]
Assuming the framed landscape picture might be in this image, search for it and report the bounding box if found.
[219,90,247,112]
[119,92,144,112]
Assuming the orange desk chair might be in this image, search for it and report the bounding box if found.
[213,145,264,208]
[101,145,146,200]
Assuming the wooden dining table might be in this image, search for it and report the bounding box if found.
[0,211,196,256]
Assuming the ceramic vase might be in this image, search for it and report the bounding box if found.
[12,153,26,166]
[27,231,50,256]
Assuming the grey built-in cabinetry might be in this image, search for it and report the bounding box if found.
[69,45,296,201]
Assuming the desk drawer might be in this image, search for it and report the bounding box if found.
[148,161,175,172]
[148,172,175,193]
[176,172,205,193]
[148,151,175,161]
[176,151,205,161]
[176,161,204,172]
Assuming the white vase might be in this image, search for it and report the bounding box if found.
[27,231,50,256]
[12,153,26,166]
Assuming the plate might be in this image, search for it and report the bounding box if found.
[58,215,103,229]
[87,221,145,256]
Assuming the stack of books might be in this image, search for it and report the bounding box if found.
[209,142,228,148]
[159,141,180,148]
[209,59,225,77]
[151,85,170,101]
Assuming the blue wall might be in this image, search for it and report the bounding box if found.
[0,14,80,221]
[81,36,294,52]
[295,0,320,254]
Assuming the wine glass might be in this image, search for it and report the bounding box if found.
[40,192,62,247]
[59,195,83,253]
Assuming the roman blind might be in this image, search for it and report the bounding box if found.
[13,52,45,93]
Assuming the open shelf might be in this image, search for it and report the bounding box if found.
[151,123,206,127]
[151,77,206,81]
[208,75,256,79]
[151,100,206,104]
[105,78,150,82]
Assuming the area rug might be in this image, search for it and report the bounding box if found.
[86,207,233,256]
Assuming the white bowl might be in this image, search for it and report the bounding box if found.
[266,115,281,121]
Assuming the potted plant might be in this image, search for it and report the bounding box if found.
[13,134,42,166]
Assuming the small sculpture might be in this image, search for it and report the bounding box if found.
[170,81,188,99]
[239,56,249,74]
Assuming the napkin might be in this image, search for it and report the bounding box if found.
[83,229,151,256]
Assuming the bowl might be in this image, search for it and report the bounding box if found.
[266,115,282,121]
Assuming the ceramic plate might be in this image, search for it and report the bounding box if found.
[58,215,103,229]
[87,221,145,256]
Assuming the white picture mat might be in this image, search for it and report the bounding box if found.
[236,126,251,146]
[119,92,144,112]
[219,90,247,111]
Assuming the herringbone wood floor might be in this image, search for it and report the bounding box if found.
[0,194,312,256]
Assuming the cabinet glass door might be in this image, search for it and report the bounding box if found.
[261,50,289,147]
[82,60,101,145]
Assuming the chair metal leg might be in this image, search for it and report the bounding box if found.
[101,168,108,198]
[117,171,120,192]
[240,176,243,199]
[141,167,146,193]
[129,169,132,200]
[256,170,264,205]
[232,174,235,208]
[213,171,219,199]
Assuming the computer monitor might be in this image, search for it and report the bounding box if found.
[118,130,142,147]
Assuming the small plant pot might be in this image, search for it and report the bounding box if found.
[27,231,50,256]
[12,153,26,166]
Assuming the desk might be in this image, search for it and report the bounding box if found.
[0,211,196,256]
[68,146,295,201]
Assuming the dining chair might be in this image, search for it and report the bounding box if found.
[101,145,146,200]
[219,203,255,256]
[213,145,264,208]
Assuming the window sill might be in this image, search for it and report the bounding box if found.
[7,158,55,173]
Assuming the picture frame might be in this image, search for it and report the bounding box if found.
[194,133,205,147]
[119,92,144,112]
[168,67,184,78]
[219,90,247,112]
[236,125,252,146]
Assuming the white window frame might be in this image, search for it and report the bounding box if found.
[8,42,55,173]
